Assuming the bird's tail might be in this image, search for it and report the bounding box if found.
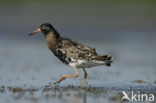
[94,55,113,66]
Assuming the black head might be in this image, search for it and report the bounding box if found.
[29,23,60,38]
[39,23,53,34]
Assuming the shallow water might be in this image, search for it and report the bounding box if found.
[0,85,156,103]
[0,31,156,103]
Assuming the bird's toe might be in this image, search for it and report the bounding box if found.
[54,82,59,87]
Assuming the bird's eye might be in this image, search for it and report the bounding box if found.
[42,26,48,29]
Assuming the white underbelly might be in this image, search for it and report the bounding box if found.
[69,59,105,68]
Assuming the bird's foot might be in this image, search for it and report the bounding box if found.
[53,82,59,87]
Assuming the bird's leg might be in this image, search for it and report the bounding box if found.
[81,68,87,87]
[55,68,79,84]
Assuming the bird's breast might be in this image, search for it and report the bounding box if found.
[45,35,57,54]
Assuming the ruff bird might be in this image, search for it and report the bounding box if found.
[29,23,113,87]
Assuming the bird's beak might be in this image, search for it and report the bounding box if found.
[29,28,41,36]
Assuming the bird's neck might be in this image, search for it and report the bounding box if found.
[45,32,60,53]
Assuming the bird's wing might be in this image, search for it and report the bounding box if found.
[56,37,98,61]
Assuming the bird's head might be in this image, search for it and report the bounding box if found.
[29,23,60,38]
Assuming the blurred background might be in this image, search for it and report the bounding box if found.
[0,0,156,102]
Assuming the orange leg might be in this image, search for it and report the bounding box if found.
[56,68,79,84]
[81,68,87,87]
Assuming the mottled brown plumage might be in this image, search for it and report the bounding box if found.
[29,23,113,87]
[57,38,112,61]
[45,32,112,66]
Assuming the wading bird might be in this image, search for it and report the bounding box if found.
[29,23,113,87]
